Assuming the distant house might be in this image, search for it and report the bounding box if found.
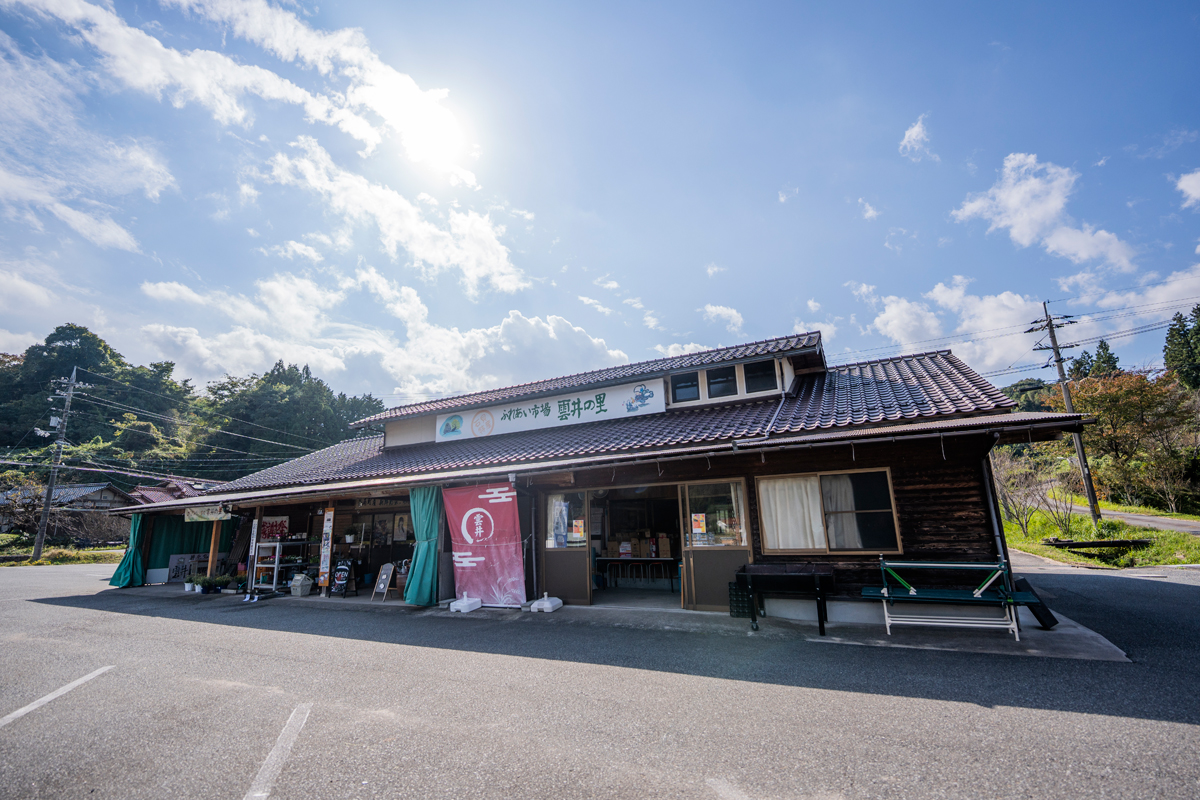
[128,478,223,506]
[0,482,136,535]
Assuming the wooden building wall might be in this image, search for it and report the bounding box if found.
[551,431,1001,597]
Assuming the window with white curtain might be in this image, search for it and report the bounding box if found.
[757,470,899,552]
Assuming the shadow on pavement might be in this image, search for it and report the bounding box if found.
[33,570,1200,726]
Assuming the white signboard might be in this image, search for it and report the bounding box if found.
[184,505,230,522]
[435,379,665,442]
[166,552,228,582]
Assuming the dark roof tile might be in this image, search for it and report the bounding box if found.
[353,332,822,426]
[215,349,1015,493]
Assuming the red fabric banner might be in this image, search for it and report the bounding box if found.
[442,483,526,607]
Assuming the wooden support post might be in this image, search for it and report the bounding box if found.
[207,519,220,577]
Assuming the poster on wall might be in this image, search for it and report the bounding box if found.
[443,483,526,608]
[260,516,289,539]
[317,508,335,587]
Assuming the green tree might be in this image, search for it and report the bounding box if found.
[1091,340,1120,376]
[999,378,1052,412]
[1068,350,1094,380]
[1163,307,1200,389]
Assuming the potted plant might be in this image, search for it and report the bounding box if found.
[342,526,356,545]
[183,575,195,592]
[213,575,231,593]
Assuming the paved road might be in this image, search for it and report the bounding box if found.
[1068,503,1200,534]
[1,563,1199,799]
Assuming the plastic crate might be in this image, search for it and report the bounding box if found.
[728,581,752,618]
[290,574,314,597]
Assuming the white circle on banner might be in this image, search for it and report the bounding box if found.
[460,507,494,544]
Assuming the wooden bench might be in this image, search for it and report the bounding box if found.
[861,557,1049,641]
[735,564,835,634]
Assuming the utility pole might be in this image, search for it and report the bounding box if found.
[33,367,78,560]
[1027,302,1102,527]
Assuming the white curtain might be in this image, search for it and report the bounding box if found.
[821,474,862,549]
[758,476,826,550]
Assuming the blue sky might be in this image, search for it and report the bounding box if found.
[2,1,1200,402]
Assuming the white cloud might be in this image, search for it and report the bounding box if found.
[952,153,1135,271]
[643,311,663,330]
[1139,129,1199,160]
[654,343,710,357]
[899,114,939,162]
[162,0,477,182]
[10,0,382,151]
[1177,170,1200,209]
[141,267,626,392]
[778,186,798,203]
[265,137,526,298]
[0,328,39,353]
[700,303,744,334]
[1094,156,1109,167]
[246,227,260,237]
[622,297,644,309]
[923,276,1043,368]
[705,263,726,277]
[509,208,535,221]
[806,298,821,313]
[593,274,619,291]
[238,182,259,204]
[793,318,838,341]
[870,295,942,348]
[0,32,176,251]
[578,296,613,315]
[858,198,879,220]
[353,267,626,395]
[884,227,912,253]
[0,265,55,311]
[269,240,324,263]
[845,281,879,307]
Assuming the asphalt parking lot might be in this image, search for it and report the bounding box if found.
[1,562,1198,799]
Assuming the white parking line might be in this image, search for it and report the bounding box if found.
[0,666,115,730]
[243,703,312,800]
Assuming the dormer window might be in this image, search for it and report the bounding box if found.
[706,366,738,399]
[671,372,700,403]
[743,359,778,393]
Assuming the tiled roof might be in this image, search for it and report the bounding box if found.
[1,482,130,506]
[213,349,1015,493]
[776,350,1014,432]
[129,487,181,505]
[352,332,822,426]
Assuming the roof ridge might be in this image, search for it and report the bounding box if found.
[826,349,952,370]
[353,331,822,426]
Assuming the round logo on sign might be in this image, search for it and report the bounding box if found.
[460,507,495,544]
[470,409,495,437]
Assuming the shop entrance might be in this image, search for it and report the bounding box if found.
[540,481,751,610]
[589,485,682,609]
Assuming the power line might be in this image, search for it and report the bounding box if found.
[74,394,313,451]
[0,458,218,484]
[77,368,344,447]
[62,407,303,458]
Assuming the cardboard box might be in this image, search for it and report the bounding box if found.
[657,537,671,559]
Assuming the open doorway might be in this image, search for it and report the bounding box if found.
[587,485,681,609]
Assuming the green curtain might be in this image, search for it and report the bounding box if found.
[145,516,239,571]
[109,514,145,588]
[404,486,443,606]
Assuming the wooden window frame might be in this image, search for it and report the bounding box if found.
[678,478,753,552]
[741,359,780,395]
[755,467,903,555]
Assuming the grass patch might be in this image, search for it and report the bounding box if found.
[1005,511,1200,568]
[0,533,18,549]
[0,549,125,567]
[1061,492,1200,522]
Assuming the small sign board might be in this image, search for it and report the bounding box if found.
[372,562,395,601]
[317,509,334,587]
[184,505,230,523]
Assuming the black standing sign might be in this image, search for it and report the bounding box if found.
[330,560,357,598]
